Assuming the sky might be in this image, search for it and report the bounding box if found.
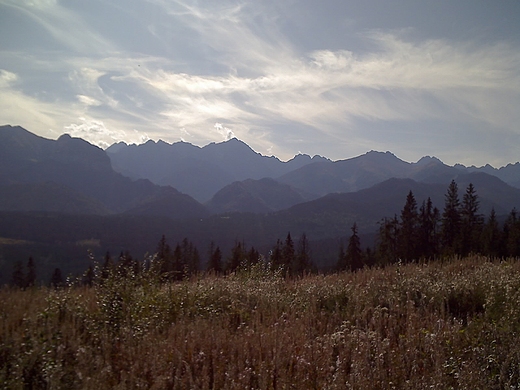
[1,0,520,167]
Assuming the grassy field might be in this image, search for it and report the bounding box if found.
[1,256,520,389]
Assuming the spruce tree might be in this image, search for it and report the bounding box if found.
[247,246,260,266]
[398,191,419,262]
[504,209,520,257]
[50,268,64,289]
[460,183,483,255]
[156,235,172,276]
[282,233,295,275]
[227,241,244,272]
[441,180,461,255]
[25,257,36,288]
[418,198,440,259]
[482,208,502,258]
[345,223,363,271]
[172,244,183,280]
[270,239,283,270]
[294,233,312,275]
[207,242,223,274]
[376,216,399,264]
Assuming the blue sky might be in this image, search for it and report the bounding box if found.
[1,0,520,167]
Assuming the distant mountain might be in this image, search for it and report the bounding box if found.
[274,173,520,237]
[106,136,520,204]
[206,178,312,214]
[0,125,208,219]
[460,163,520,188]
[277,151,461,196]
[107,138,329,202]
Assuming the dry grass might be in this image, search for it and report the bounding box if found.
[1,256,520,389]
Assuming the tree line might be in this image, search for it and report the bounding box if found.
[11,232,316,287]
[10,179,520,286]
[337,180,520,271]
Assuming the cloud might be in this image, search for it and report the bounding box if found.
[64,117,148,149]
[1,0,520,165]
[214,122,235,141]
[77,95,101,107]
[0,69,18,87]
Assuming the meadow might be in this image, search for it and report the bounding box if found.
[1,256,520,389]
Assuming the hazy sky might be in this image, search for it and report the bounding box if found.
[1,0,520,167]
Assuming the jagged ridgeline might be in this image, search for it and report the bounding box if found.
[1,125,520,283]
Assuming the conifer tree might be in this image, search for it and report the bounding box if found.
[504,208,520,257]
[418,198,440,259]
[282,233,295,275]
[482,208,502,258]
[25,256,36,288]
[50,268,64,289]
[181,238,199,277]
[270,239,283,270]
[247,246,260,266]
[441,180,461,255]
[82,265,95,287]
[101,251,112,281]
[207,242,223,274]
[156,235,172,276]
[398,191,419,262]
[293,233,312,275]
[460,183,483,255]
[345,223,364,271]
[376,216,399,264]
[227,241,244,272]
[172,244,183,280]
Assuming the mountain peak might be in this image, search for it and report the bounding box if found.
[415,156,442,166]
[364,150,399,159]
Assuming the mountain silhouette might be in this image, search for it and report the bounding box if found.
[0,125,208,219]
[107,138,329,202]
[206,177,312,214]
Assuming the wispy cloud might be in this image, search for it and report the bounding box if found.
[1,0,520,165]
[64,117,149,149]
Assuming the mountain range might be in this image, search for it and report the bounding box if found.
[1,124,520,280]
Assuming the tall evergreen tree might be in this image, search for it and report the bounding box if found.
[270,239,284,270]
[376,216,400,264]
[172,244,183,280]
[504,208,520,257]
[156,235,172,276]
[460,183,483,255]
[25,256,36,288]
[207,242,223,274]
[82,265,95,287]
[247,246,260,266]
[482,208,502,258]
[293,233,312,275]
[398,191,419,262]
[50,268,64,289]
[181,238,200,277]
[101,251,113,281]
[418,198,440,259]
[282,233,295,275]
[227,241,244,272]
[345,223,364,271]
[441,180,461,255]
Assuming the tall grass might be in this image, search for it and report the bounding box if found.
[1,256,520,389]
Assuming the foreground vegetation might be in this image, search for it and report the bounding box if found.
[2,256,520,389]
